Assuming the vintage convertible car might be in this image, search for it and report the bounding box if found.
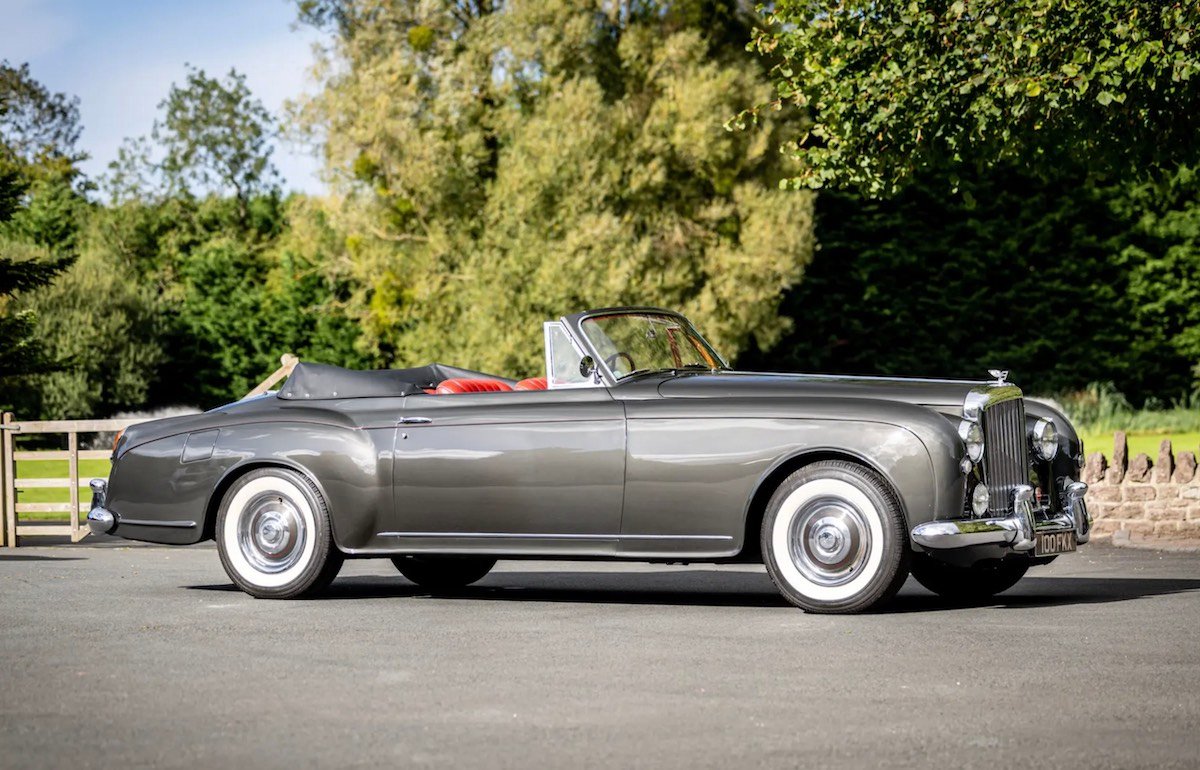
[88,307,1090,613]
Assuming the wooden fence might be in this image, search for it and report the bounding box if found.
[0,354,299,548]
[0,415,142,547]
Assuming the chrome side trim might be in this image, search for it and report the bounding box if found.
[378,531,733,541]
[120,519,198,529]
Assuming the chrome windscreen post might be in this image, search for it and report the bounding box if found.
[1011,485,1035,551]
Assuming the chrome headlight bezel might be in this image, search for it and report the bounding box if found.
[1032,418,1059,461]
[958,419,984,463]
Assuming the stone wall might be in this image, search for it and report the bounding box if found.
[1081,432,1200,542]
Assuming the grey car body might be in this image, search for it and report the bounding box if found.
[90,307,1090,611]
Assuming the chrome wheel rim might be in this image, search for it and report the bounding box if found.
[237,492,306,574]
[787,496,872,587]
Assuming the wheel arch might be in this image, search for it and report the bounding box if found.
[202,459,335,543]
[738,448,910,563]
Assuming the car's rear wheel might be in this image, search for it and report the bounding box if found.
[761,460,909,614]
[216,468,343,599]
[391,555,496,590]
[909,554,1029,601]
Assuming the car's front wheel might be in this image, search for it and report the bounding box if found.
[216,467,343,599]
[909,554,1029,601]
[391,555,496,590]
[761,460,909,614]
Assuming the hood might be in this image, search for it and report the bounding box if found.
[656,370,990,410]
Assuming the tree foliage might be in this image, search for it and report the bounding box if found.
[0,62,80,391]
[295,0,815,375]
[743,1,1200,195]
[0,60,82,167]
[741,162,1199,401]
[1115,165,1200,378]
[159,68,279,208]
[109,67,279,219]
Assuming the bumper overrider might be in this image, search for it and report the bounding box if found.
[86,479,118,536]
[911,482,1090,551]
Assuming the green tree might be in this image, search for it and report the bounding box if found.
[27,221,164,418]
[1114,166,1200,383]
[0,62,81,396]
[110,67,279,219]
[0,61,82,166]
[744,1,1200,195]
[143,194,368,407]
[96,68,340,409]
[294,0,815,375]
[0,222,71,382]
[743,161,1199,401]
[159,67,279,217]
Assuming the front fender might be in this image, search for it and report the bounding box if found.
[105,420,394,550]
[742,399,966,535]
[621,396,965,555]
[203,422,393,550]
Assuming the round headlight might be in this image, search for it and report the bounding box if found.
[971,483,990,516]
[958,420,984,462]
[1033,419,1058,460]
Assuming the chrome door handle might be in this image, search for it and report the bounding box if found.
[398,416,433,425]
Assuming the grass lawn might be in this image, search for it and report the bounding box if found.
[1078,431,1200,460]
[13,458,111,521]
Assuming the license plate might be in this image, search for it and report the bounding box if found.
[1035,530,1077,557]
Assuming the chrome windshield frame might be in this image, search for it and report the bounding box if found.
[560,307,729,387]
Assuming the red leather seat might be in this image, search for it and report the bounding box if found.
[435,378,514,394]
[514,377,548,391]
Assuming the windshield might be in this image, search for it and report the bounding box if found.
[580,313,726,380]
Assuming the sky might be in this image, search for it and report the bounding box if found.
[1,0,327,194]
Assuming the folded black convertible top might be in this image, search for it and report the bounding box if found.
[277,362,516,400]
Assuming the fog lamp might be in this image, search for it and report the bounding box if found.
[971,483,990,517]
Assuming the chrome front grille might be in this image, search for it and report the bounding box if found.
[982,397,1027,516]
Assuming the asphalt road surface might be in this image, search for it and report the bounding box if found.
[2,542,1199,769]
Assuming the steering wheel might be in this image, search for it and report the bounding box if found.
[605,351,636,374]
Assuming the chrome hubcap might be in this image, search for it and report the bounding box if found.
[788,497,871,586]
[238,492,305,573]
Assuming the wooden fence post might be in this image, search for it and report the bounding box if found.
[68,431,82,542]
[243,354,299,399]
[3,413,16,548]
[0,413,6,548]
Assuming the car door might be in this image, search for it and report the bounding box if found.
[390,386,626,545]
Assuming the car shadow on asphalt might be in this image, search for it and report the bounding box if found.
[186,571,1200,612]
[0,554,86,562]
[888,576,1200,613]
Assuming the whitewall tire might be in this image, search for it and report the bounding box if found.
[761,460,908,614]
[216,467,343,599]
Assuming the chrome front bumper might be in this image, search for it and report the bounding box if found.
[86,479,118,536]
[911,482,1090,551]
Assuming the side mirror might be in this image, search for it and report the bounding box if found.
[579,355,600,383]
